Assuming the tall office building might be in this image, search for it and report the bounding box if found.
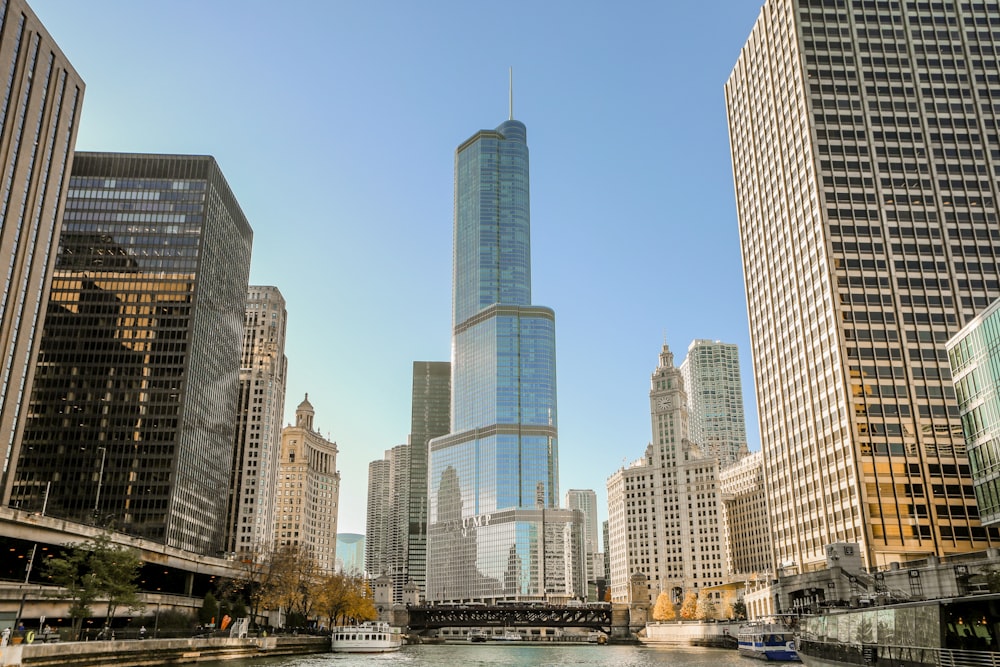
[0,0,85,498]
[427,109,578,602]
[565,489,601,596]
[366,444,411,602]
[406,361,450,599]
[607,342,728,604]
[273,396,340,572]
[726,0,1000,572]
[679,339,749,468]
[12,153,251,555]
[225,286,287,554]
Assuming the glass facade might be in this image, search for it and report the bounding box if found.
[427,118,570,601]
[406,361,450,599]
[948,298,1000,526]
[11,153,252,555]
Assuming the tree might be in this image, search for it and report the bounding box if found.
[43,543,99,639]
[199,592,219,626]
[43,532,144,638]
[732,599,747,621]
[696,591,718,621]
[261,544,319,624]
[653,591,676,621]
[719,590,735,620]
[224,541,276,630]
[679,590,698,620]
[315,573,377,628]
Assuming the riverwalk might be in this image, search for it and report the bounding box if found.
[0,635,329,666]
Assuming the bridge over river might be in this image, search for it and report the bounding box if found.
[406,604,613,633]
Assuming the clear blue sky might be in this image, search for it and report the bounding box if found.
[32,0,766,535]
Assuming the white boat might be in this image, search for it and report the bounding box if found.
[330,621,402,653]
[468,628,489,642]
[496,628,522,641]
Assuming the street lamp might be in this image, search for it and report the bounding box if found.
[94,446,107,518]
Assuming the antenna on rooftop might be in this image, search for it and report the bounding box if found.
[509,67,513,120]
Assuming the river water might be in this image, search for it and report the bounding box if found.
[199,644,747,667]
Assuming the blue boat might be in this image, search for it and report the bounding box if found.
[738,620,801,661]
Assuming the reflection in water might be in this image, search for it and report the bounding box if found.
[198,644,748,667]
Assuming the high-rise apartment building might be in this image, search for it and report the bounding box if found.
[366,457,389,578]
[0,0,85,498]
[726,0,1000,572]
[225,286,287,554]
[273,396,340,572]
[366,444,411,602]
[679,339,749,468]
[406,361,450,599]
[718,451,774,577]
[607,343,728,604]
[13,153,251,555]
[427,110,578,602]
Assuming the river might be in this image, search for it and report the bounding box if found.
[199,644,748,667]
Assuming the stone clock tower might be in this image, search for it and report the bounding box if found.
[606,341,728,607]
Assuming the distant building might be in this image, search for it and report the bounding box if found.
[274,396,340,572]
[948,300,1000,526]
[602,520,610,588]
[367,445,413,602]
[607,342,728,605]
[13,153,251,555]
[336,532,365,576]
[679,340,749,468]
[366,457,390,579]
[565,489,601,597]
[226,286,287,554]
[0,0,85,501]
[406,361,450,598]
[718,451,774,577]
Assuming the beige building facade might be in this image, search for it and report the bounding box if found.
[274,396,340,572]
[226,286,287,554]
[727,0,1000,573]
[718,451,774,578]
[0,0,85,498]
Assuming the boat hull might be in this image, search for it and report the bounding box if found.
[738,644,800,661]
[330,622,402,653]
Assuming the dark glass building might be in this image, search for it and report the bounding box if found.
[406,360,450,599]
[0,0,84,498]
[11,153,252,555]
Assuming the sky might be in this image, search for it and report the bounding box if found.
[31,0,767,536]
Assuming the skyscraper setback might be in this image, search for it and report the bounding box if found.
[727,0,1000,571]
[427,109,581,601]
[11,153,252,555]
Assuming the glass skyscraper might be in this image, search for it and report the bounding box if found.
[11,153,252,555]
[426,116,579,602]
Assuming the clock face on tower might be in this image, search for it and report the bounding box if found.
[657,396,672,411]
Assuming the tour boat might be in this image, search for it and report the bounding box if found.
[496,628,523,641]
[738,621,800,661]
[468,628,489,642]
[330,621,402,653]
